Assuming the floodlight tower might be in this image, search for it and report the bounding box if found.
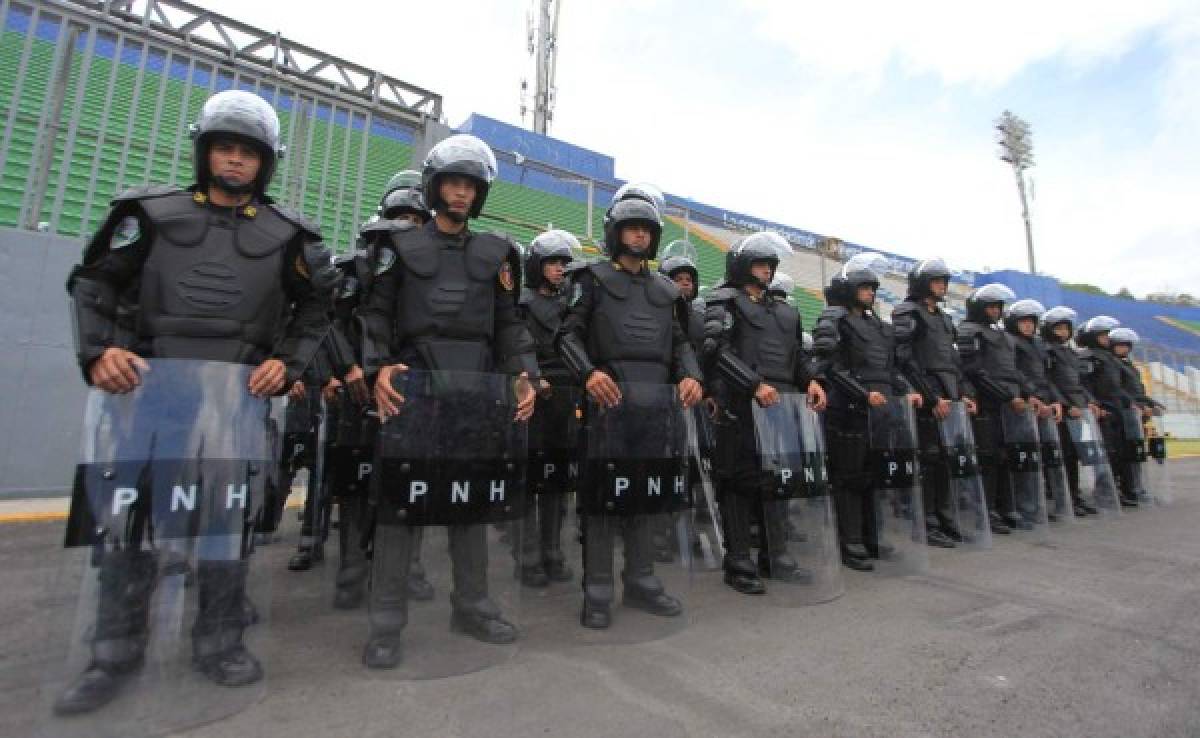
[521,0,563,135]
[996,110,1037,274]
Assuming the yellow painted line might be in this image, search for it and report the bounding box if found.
[0,496,306,524]
[0,511,67,523]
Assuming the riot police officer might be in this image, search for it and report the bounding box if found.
[514,228,580,587]
[360,134,538,668]
[556,194,703,629]
[1040,306,1100,515]
[813,255,921,572]
[704,233,826,593]
[57,90,336,714]
[1004,299,1066,519]
[893,258,976,547]
[956,284,1027,532]
[336,172,438,606]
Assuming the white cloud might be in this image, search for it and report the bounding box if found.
[196,0,1200,296]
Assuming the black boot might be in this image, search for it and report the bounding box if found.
[723,555,766,595]
[935,513,963,543]
[449,598,518,644]
[925,527,957,548]
[543,552,573,583]
[1073,496,1098,515]
[623,581,683,616]
[362,635,403,669]
[580,599,611,629]
[758,553,814,584]
[841,543,874,572]
[192,561,263,687]
[288,546,316,571]
[52,641,144,716]
[989,512,1012,534]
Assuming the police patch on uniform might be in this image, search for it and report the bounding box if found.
[109,216,141,250]
[498,262,515,292]
[374,247,396,276]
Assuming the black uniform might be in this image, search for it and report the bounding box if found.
[705,286,814,591]
[957,316,1031,528]
[813,305,911,561]
[1042,334,1095,508]
[557,258,702,624]
[1081,347,1141,502]
[893,297,973,544]
[63,183,334,703]
[514,284,575,584]
[358,217,537,655]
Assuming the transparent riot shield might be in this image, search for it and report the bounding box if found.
[937,402,992,550]
[1000,406,1051,541]
[325,391,378,610]
[686,405,724,572]
[1037,414,1075,524]
[753,395,843,605]
[370,370,527,679]
[1144,423,1173,506]
[866,397,930,575]
[572,382,693,643]
[33,360,273,738]
[253,396,288,544]
[1118,407,1150,504]
[1066,408,1123,517]
[516,384,581,597]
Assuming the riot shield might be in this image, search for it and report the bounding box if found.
[1000,406,1051,540]
[937,402,992,550]
[573,382,693,643]
[686,405,724,572]
[254,396,288,543]
[1066,408,1123,517]
[1037,414,1075,524]
[326,391,378,609]
[370,370,527,679]
[866,398,930,575]
[37,360,273,738]
[1145,423,1174,505]
[292,384,329,564]
[753,395,843,605]
[1118,407,1150,503]
[515,384,581,596]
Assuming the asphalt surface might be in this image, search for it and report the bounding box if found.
[1,460,1198,737]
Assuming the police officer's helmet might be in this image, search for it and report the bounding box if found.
[1075,315,1120,348]
[726,232,789,290]
[525,229,581,289]
[965,283,1016,322]
[604,182,666,230]
[190,90,283,197]
[602,198,663,260]
[907,258,952,300]
[658,240,700,288]
[1003,298,1046,334]
[829,252,888,307]
[1108,327,1139,348]
[768,271,796,302]
[421,134,498,218]
[1039,305,1078,341]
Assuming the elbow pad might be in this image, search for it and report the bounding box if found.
[715,350,761,394]
[829,370,869,404]
[70,276,118,371]
[557,333,596,383]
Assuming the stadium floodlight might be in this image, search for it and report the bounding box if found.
[995,110,1037,274]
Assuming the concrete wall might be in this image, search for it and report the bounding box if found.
[0,227,88,498]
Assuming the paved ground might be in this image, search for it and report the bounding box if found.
[1,461,1198,737]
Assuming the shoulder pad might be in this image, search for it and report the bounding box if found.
[891,301,917,318]
[267,202,322,240]
[589,261,628,300]
[650,270,681,300]
[361,217,416,237]
[111,184,183,203]
[705,286,740,303]
[817,306,848,322]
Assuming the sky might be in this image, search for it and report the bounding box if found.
[197,0,1200,297]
